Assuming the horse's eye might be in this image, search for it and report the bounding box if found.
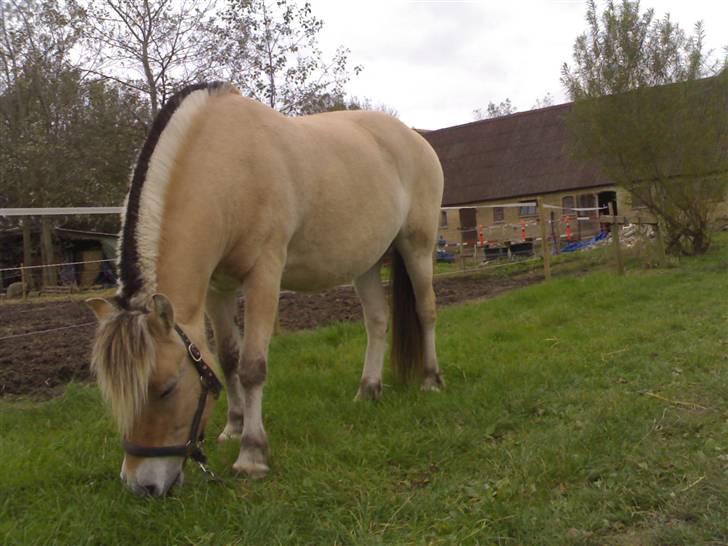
[160,382,177,399]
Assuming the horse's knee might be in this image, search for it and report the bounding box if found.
[417,305,437,327]
[218,338,241,375]
[366,313,388,339]
[239,357,267,388]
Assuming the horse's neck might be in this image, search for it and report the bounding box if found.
[153,203,221,328]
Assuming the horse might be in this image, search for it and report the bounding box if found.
[87,82,444,496]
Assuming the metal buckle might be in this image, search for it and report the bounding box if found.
[188,343,202,362]
[197,461,219,481]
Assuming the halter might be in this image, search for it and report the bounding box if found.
[122,324,223,474]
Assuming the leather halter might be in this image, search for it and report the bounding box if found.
[122,325,223,466]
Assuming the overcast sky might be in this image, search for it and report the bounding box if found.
[313,0,727,130]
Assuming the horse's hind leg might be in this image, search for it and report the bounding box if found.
[354,262,388,400]
[206,287,245,442]
[396,238,444,390]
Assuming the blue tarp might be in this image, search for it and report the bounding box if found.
[436,249,456,263]
[561,231,609,253]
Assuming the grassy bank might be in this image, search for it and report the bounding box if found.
[1,238,726,545]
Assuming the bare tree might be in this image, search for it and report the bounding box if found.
[531,92,554,109]
[340,96,399,118]
[473,98,516,120]
[82,0,219,119]
[217,0,361,115]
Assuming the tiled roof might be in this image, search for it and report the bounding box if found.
[423,103,611,206]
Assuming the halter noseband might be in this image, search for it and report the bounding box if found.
[122,325,223,468]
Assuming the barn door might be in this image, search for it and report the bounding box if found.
[458,207,477,245]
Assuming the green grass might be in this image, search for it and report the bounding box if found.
[2,238,728,545]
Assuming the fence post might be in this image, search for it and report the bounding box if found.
[458,228,465,271]
[608,203,625,276]
[20,263,27,299]
[537,197,551,281]
[654,221,667,267]
[40,216,57,287]
[21,217,35,290]
[550,211,560,255]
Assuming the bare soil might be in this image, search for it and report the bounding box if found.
[0,272,537,398]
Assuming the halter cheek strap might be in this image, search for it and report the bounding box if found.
[122,325,223,467]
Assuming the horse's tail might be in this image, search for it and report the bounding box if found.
[390,248,424,383]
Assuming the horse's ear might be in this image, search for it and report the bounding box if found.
[150,293,175,334]
[86,298,116,322]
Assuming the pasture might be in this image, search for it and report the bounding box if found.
[1,238,727,545]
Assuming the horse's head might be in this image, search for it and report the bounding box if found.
[87,294,217,496]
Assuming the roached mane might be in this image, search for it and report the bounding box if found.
[116,81,239,307]
[92,82,239,430]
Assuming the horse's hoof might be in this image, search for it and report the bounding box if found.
[421,371,445,392]
[232,460,270,479]
[354,378,382,401]
[217,428,242,443]
[233,435,269,478]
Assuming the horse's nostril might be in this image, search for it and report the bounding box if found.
[143,484,159,496]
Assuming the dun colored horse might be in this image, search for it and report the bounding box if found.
[87,82,444,496]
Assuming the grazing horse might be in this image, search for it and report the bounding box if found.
[87,82,444,496]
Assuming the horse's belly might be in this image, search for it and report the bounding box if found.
[281,226,397,292]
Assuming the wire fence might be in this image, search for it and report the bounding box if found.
[0,204,666,348]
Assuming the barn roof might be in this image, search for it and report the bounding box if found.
[423,103,612,206]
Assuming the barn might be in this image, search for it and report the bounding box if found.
[422,103,642,249]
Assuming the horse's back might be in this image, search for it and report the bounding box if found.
[190,95,443,290]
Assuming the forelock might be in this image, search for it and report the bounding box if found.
[90,309,157,434]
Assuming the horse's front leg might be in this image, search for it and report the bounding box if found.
[206,287,245,443]
[232,257,282,479]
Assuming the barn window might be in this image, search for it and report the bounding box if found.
[562,195,575,212]
[577,193,597,218]
[440,210,448,228]
[519,201,537,217]
[493,207,504,223]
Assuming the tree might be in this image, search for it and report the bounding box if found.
[0,0,146,284]
[0,0,146,210]
[217,0,361,115]
[82,0,219,119]
[473,98,516,120]
[336,96,399,118]
[531,92,554,109]
[561,0,728,255]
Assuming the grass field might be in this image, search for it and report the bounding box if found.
[1,237,727,545]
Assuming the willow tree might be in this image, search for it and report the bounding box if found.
[561,0,728,255]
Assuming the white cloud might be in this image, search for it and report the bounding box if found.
[313,0,728,129]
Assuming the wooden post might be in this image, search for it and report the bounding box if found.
[550,211,560,255]
[609,203,625,276]
[654,222,667,267]
[537,197,551,281]
[21,217,35,290]
[576,214,582,241]
[20,263,27,299]
[40,216,57,287]
[458,229,465,271]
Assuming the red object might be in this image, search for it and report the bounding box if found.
[478,224,485,247]
[564,215,572,241]
[520,219,526,241]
